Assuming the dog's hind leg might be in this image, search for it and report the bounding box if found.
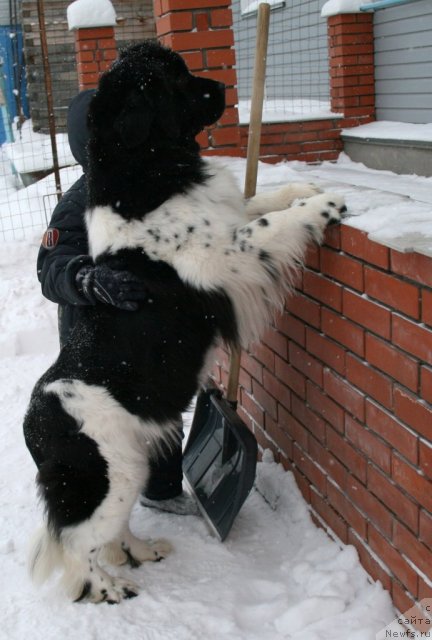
[100,526,172,568]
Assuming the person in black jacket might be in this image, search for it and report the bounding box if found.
[37,89,198,516]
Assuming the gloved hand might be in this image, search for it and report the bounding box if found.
[76,263,149,311]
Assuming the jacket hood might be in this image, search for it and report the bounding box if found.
[67,89,96,171]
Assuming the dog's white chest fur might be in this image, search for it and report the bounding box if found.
[86,160,244,274]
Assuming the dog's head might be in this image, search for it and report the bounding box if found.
[88,40,226,149]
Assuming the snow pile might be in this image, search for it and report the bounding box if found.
[3,120,75,174]
[67,0,117,30]
[342,121,432,144]
[321,0,366,17]
[0,184,398,639]
[238,99,342,124]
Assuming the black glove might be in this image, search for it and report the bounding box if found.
[76,263,149,311]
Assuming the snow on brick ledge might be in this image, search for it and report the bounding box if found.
[67,0,116,30]
[321,0,369,17]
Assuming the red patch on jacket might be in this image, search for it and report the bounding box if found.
[42,228,59,249]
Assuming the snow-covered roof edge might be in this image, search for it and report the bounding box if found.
[67,0,117,30]
[321,0,369,18]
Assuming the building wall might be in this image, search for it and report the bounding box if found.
[213,226,432,617]
[232,0,329,108]
[21,0,156,133]
[374,0,432,124]
[0,0,11,25]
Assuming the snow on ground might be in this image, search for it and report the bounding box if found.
[2,152,427,638]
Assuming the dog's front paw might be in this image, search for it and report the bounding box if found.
[298,192,347,242]
[278,182,322,207]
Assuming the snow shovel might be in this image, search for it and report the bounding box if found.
[183,3,271,541]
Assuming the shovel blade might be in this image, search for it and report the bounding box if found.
[183,383,258,541]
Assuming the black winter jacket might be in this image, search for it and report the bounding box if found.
[37,90,95,347]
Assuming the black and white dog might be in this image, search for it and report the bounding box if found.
[24,41,346,604]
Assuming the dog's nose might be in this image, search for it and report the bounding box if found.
[217,81,225,91]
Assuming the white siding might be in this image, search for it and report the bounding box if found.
[374,0,432,124]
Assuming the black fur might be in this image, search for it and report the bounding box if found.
[23,40,233,537]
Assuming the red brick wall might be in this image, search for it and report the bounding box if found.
[153,0,241,156]
[74,27,117,91]
[238,119,343,164]
[212,225,432,614]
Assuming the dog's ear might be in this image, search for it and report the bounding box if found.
[113,92,154,148]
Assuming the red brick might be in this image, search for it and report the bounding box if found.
[310,489,348,543]
[418,576,432,602]
[261,327,288,359]
[391,250,432,288]
[393,315,432,368]
[393,454,432,513]
[346,415,391,473]
[419,510,432,549]
[167,30,234,50]
[343,289,391,340]
[346,476,393,537]
[239,368,251,393]
[75,27,115,40]
[264,414,293,458]
[365,399,418,465]
[293,467,310,500]
[324,369,365,421]
[241,351,263,384]
[327,481,367,538]
[157,11,193,35]
[306,328,346,375]
[293,445,327,495]
[346,354,393,409]
[394,520,432,582]
[285,293,321,329]
[289,342,323,387]
[195,12,209,31]
[264,369,291,410]
[419,441,432,480]
[309,436,347,489]
[368,465,419,534]
[307,381,345,432]
[365,333,418,392]
[199,68,237,86]
[249,342,275,373]
[391,582,417,623]
[291,395,326,443]
[321,308,364,357]
[240,389,264,426]
[326,425,367,482]
[252,379,277,420]
[205,48,236,68]
[180,50,203,71]
[320,248,364,291]
[303,271,343,312]
[276,311,306,347]
[76,50,94,63]
[161,0,229,8]
[279,404,308,451]
[275,356,306,399]
[210,7,233,27]
[420,366,432,404]
[369,525,419,596]
[394,387,432,441]
[365,267,420,319]
[341,226,390,269]
[210,126,240,146]
[423,289,432,327]
[348,530,391,591]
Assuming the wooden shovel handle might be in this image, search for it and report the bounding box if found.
[227,3,270,405]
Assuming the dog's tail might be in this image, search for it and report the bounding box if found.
[28,525,63,585]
